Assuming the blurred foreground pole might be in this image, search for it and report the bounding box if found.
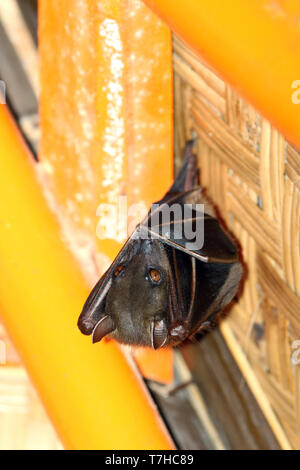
[0,105,174,449]
[39,0,174,384]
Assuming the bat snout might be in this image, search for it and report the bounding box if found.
[77,316,96,335]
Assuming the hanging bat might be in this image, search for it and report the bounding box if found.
[78,141,242,349]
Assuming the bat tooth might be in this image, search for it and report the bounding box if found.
[92,315,115,344]
[151,319,168,350]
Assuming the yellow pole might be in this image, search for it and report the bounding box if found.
[38,0,175,385]
[0,105,174,450]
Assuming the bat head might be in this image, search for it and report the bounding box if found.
[104,238,171,347]
[78,237,186,349]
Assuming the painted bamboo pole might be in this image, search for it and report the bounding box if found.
[39,0,174,385]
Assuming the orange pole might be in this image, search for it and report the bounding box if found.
[39,0,173,260]
[0,105,174,449]
[39,0,174,384]
[144,0,300,151]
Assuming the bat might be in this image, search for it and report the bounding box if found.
[78,141,242,349]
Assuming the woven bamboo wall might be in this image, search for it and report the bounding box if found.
[173,35,300,449]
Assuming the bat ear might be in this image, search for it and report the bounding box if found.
[150,319,168,350]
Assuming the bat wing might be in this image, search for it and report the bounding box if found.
[168,139,198,193]
[78,140,240,342]
[140,190,239,264]
[138,140,239,264]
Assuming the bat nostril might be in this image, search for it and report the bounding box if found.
[78,318,94,335]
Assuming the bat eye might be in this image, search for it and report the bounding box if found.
[149,269,161,284]
[113,265,125,277]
